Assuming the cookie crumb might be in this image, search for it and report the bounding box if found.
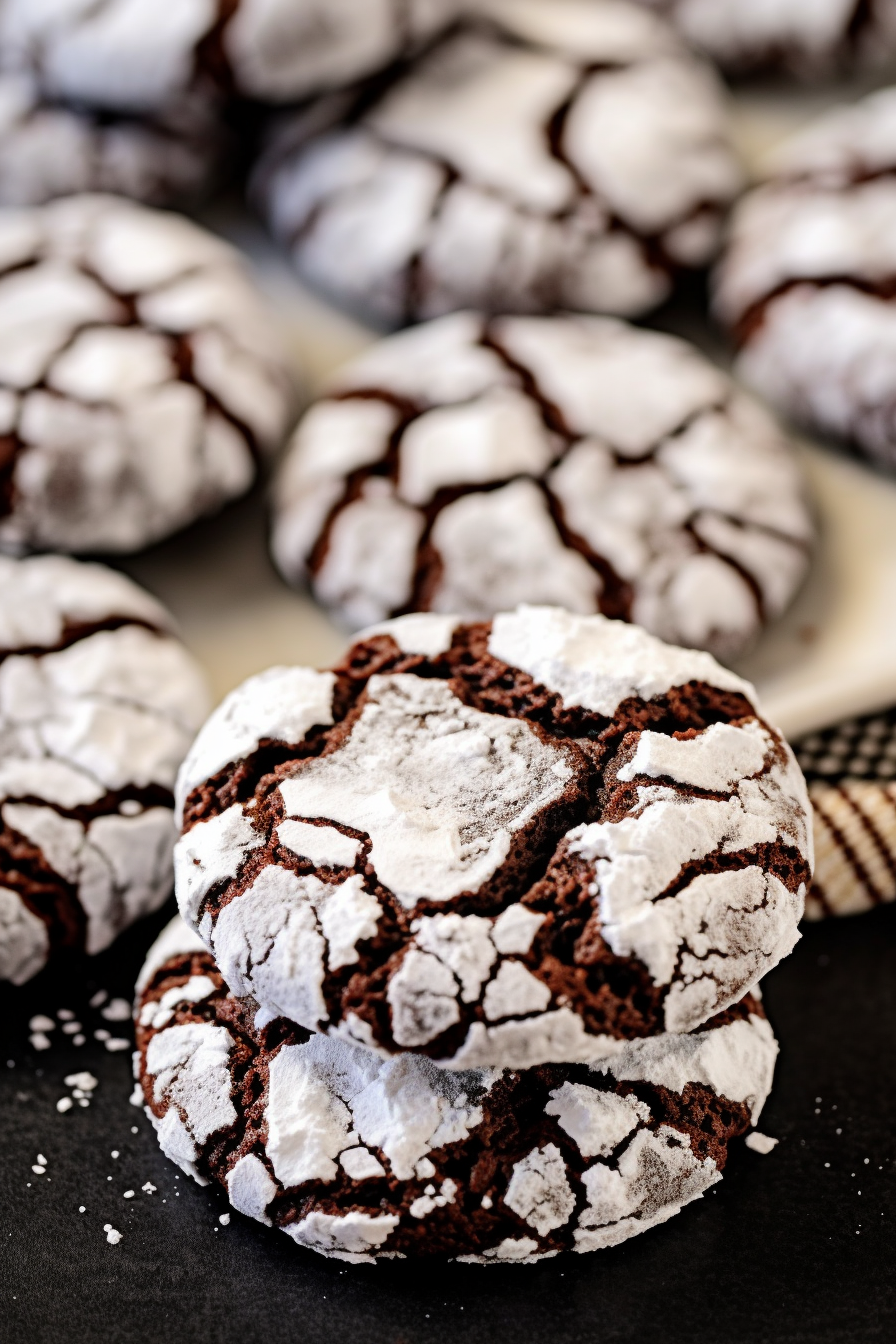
[103,1226,122,1246]
[745,1132,779,1155]
[101,999,131,1023]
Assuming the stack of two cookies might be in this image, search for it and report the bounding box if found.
[135,605,814,1264]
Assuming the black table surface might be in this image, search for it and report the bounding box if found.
[1,899,893,1344]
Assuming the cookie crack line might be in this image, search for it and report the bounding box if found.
[174,610,811,1064]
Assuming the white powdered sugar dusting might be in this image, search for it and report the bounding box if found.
[146,1021,236,1178]
[278,673,573,906]
[226,1153,278,1226]
[503,1143,576,1236]
[176,666,335,814]
[0,194,292,555]
[0,555,208,982]
[489,606,753,717]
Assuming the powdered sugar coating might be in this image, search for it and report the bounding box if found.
[254,0,741,326]
[632,0,896,76]
[715,85,896,470]
[0,70,221,208]
[137,920,778,1261]
[273,314,811,660]
[174,606,811,1066]
[0,0,460,113]
[0,193,292,555]
[0,554,209,981]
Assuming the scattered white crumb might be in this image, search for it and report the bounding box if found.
[31,1165,45,1176]
[123,1191,134,1199]
[78,1207,85,1213]
[65,1072,98,1091]
[94,1030,110,1042]
[130,1127,138,1135]
[142,1183,156,1195]
[111,1151,119,1159]
[103,1225,122,1245]
[101,999,131,1023]
[30,1033,51,1052]
[37,1154,46,1165]
[90,991,108,1009]
[746,1132,779,1155]
[105,1038,130,1053]
[481,1195,493,1209]
[219,1214,230,1226]
[56,1098,73,1113]
[29,1015,54,1033]
[73,1035,85,1047]
[61,1022,82,1035]
[57,1010,75,1022]
[129,1085,143,1107]
[78,1099,89,1108]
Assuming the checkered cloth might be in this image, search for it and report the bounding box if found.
[794,709,896,918]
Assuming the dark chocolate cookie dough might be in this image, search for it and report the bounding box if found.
[135,918,779,1263]
[174,606,813,1067]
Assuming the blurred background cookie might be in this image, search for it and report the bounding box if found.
[0,193,294,555]
[715,87,896,473]
[271,313,813,661]
[0,72,224,208]
[253,0,743,326]
[0,0,461,113]
[135,916,779,1262]
[631,0,896,77]
[0,555,208,985]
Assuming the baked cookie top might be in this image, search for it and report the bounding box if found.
[0,193,293,555]
[0,70,223,209]
[0,0,460,112]
[632,0,896,76]
[0,554,209,984]
[174,606,812,1068]
[714,86,896,464]
[135,917,778,1263]
[255,0,742,325]
[272,313,812,662]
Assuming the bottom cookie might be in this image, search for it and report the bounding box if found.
[135,919,778,1264]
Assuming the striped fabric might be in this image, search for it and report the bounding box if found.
[795,710,896,918]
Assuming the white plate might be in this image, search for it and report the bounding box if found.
[122,90,896,746]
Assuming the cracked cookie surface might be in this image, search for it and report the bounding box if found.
[632,0,896,76]
[253,0,742,326]
[0,192,293,555]
[271,312,812,661]
[0,0,461,113]
[0,71,223,209]
[135,916,778,1263]
[174,605,812,1067]
[715,86,896,472]
[0,554,209,984]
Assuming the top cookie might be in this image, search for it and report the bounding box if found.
[271,313,813,662]
[174,605,813,1069]
[254,0,742,326]
[714,86,896,471]
[0,554,209,984]
[0,193,293,555]
[0,0,460,113]
[633,0,896,76]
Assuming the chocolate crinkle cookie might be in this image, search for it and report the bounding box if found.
[632,0,896,77]
[0,71,223,209]
[0,555,209,985]
[135,917,778,1263]
[0,0,460,113]
[795,708,896,919]
[0,193,294,555]
[715,86,896,473]
[252,0,743,326]
[271,313,812,661]
[174,606,813,1069]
